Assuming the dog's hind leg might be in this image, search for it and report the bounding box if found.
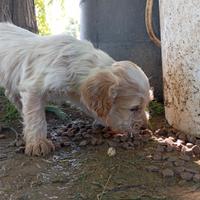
[20,91,55,156]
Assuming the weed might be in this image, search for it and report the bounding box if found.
[149,100,164,116]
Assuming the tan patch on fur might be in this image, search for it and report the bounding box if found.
[80,71,118,118]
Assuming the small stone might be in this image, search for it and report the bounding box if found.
[164,137,175,146]
[179,154,191,161]
[193,174,200,182]
[79,140,88,146]
[107,147,116,157]
[173,139,184,150]
[0,134,5,139]
[191,145,200,156]
[145,165,159,172]
[180,172,193,181]
[186,143,193,148]
[161,169,174,177]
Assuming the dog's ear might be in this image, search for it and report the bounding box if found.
[80,71,118,118]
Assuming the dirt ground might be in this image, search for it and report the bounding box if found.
[1,103,200,200]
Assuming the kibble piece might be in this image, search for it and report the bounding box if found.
[193,174,200,182]
[161,169,174,177]
[145,165,159,172]
[180,172,193,181]
[181,146,193,156]
[186,143,193,148]
[191,145,200,156]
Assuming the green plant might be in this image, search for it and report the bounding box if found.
[149,100,164,116]
[3,101,20,123]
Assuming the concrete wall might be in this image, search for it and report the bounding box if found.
[160,0,200,136]
[80,0,162,100]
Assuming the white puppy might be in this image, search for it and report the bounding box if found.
[0,23,151,156]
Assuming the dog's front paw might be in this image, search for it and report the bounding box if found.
[25,138,55,156]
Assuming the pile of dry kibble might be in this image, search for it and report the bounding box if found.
[52,121,152,150]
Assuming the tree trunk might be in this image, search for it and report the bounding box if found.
[0,0,38,33]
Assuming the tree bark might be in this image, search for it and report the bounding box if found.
[0,0,38,33]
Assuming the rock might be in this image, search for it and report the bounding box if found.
[193,174,200,182]
[79,140,88,146]
[180,172,193,181]
[191,145,200,156]
[161,169,174,177]
[179,154,191,161]
[164,137,175,146]
[145,165,159,172]
[186,143,194,148]
[173,139,185,150]
[107,147,116,157]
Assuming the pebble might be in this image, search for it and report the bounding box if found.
[107,147,116,157]
[146,165,160,172]
[180,172,193,181]
[193,174,200,182]
[161,169,174,177]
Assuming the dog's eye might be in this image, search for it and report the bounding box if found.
[130,106,140,112]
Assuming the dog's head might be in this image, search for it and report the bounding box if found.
[80,61,153,133]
